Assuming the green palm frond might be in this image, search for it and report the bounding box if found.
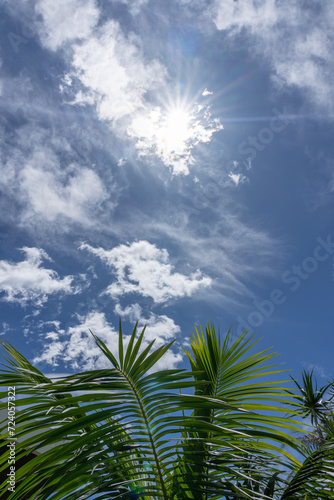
[280,438,334,499]
[280,371,334,499]
[174,322,304,497]
[0,320,327,500]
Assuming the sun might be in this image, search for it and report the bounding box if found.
[129,96,222,175]
[158,107,191,153]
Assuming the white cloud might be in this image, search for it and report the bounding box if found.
[67,20,166,123]
[114,303,181,342]
[0,322,10,336]
[139,313,183,371]
[213,0,277,32]
[0,248,80,306]
[20,153,107,224]
[139,313,181,343]
[228,172,247,186]
[114,302,143,322]
[34,311,183,371]
[211,0,334,113]
[80,240,212,303]
[0,118,110,229]
[35,0,99,51]
[57,18,222,174]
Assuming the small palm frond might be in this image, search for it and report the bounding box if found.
[280,438,334,499]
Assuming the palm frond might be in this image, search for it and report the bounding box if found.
[0,321,319,500]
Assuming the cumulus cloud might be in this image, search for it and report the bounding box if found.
[211,0,334,113]
[33,311,183,371]
[80,240,212,303]
[114,302,181,342]
[65,20,165,123]
[35,0,99,51]
[0,248,80,306]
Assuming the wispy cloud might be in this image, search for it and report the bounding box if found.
[210,0,334,114]
[80,240,212,303]
[0,248,81,306]
[0,322,10,336]
[303,363,331,380]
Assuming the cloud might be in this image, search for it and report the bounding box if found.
[20,155,107,224]
[80,240,212,303]
[64,20,166,123]
[114,302,181,342]
[33,311,183,371]
[0,322,10,336]
[228,172,247,186]
[0,68,112,229]
[212,0,277,31]
[114,302,143,322]
[35,0,100,51]
[211,0,334,113]
[0,248,80,306]
[0,125,108,228]
[62,19,222,174]
[138,313,183,371]
[113,303,184,371]
[303,363,331,381]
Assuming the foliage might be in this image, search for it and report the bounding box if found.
[0,321,333,499]
[288,370,332,445]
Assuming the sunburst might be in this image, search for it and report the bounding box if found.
[159,107,191,153]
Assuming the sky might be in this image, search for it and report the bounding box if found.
[0,0,333,386]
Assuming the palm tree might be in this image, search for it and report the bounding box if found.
[289,370,332,446]
[277,370,334,500]
[0,321,333,499]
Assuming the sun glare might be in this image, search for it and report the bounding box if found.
[129,95,222,175]
[160,107,191,152]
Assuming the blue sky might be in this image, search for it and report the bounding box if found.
[0,0,333,383]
